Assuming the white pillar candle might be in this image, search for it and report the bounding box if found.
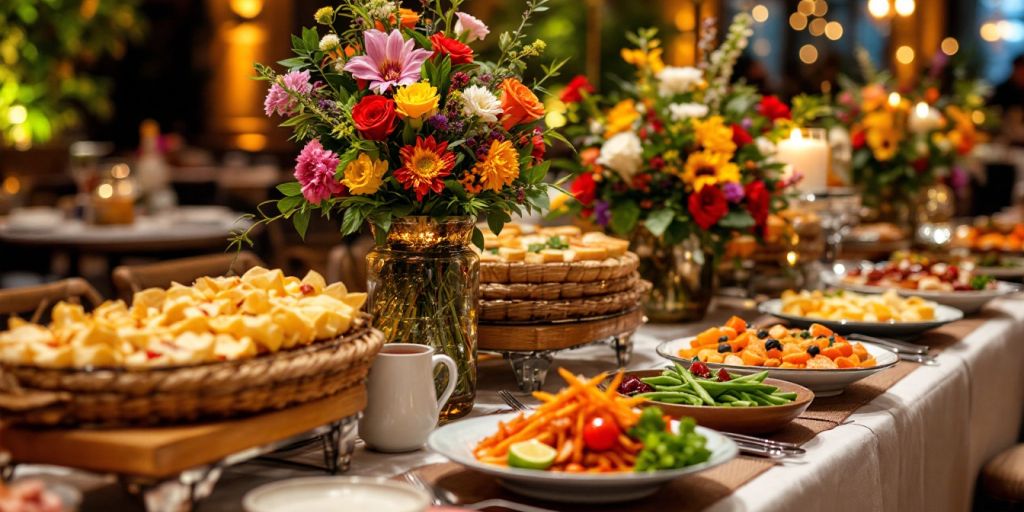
[776,128,829,193]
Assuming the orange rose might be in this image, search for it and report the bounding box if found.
[374,8,419,30]
[500,78,544,130]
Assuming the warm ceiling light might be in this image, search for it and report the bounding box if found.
[940,37,959,55]
[894,0,915,16]
[799,44,819,64]
[809,18,827,36]
[895,45,915,64]
[980,22,1000,42]
[229,0,263,19]
[868,0,890,18]
[798,0,815,15]
[825,21,843,40]
[752,4,769,23]
[790,12,808,30]
[814,0,829,17]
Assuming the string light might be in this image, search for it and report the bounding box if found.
[940,37,959,55]
[752,4,769,23]
[868,0,890,18]
[894,0,915,16]
[809,17,827,36]
[790,12,808,30]
[980,22,1000,42]
[797,0,815,15]
[813,0,828,17]
[895,45,915,64]
[799,44,819,64]
[825,21,843,40]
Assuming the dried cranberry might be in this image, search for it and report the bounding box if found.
[717,368,731,382]
[690,361,712,378]
[945,266,959,281]
[617,375,653,395]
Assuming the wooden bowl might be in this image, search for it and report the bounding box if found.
[619,369,815,434]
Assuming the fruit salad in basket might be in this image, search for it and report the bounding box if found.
[473,368,711,473]
[0,267,366,369]
[678,317,878,369]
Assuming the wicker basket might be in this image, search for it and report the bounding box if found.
[480,280,652,322]
[481,252,639,284]
[0,314,385,426]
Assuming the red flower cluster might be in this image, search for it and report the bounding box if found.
[732,124,753,146]
[758,96,791,122]
[688,186,728,229]
[352,95,397,140]
[429,33,474,65]
[570,172,597,206]
[744,180,770,235]
[560,75,595,104]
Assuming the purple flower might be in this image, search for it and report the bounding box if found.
[450,71,471,89]
[950,166,969,191]
[264,70,313,117]
[741,117,753,131]
[294,139,344,204]
[723,182,745,203]
[428,114,449,131]
[343,29,432,94]
[594,201,611,227]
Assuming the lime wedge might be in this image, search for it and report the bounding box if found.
[507,439,557,470]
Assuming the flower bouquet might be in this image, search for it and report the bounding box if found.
[553,15,790,321]
[833,51,987,227]
[238,0,562,420]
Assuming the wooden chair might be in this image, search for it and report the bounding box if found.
[111,251,265,302]
[326,236,374,292]
[0,278,104,323]
[980,444,1024,508]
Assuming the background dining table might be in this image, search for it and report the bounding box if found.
[14,295,1024,512]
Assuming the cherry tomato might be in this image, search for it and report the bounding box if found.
[582,416,619,451]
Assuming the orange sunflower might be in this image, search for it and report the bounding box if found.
[396,136,456,201]
[461,139,520,194]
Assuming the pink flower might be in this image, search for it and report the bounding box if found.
[264,70,313,117]
[294,139,344,204]
[343,29,432,94]
[454,12,489,42]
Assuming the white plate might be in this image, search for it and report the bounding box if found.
[656,339,898,397]
[823,268,1020,314]
[243,477,430,512]
[427,413,737,503]
[757,298,964,337]
[975,260,1024,279]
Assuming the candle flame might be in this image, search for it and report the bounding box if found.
[888,92,901,107]
[789,128,803,141]
[914,101,929,117]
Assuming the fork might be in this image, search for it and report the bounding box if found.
[497,390,804,459]
[402,470,557,512]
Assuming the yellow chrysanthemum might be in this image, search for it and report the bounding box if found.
[862,111,902,162]
[394,82,439,120]
[860,84,888,112]
[604,99,640,139]
[464,139,520,194]
[680,151,740,191]
[342,153,388,195]
[693,116,737,155]
[620,44,665,74]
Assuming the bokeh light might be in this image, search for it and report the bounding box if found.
[940,37,959,55]
[896,45,915,64]
[868,0,890,18]
[809,18,827,36]
[790,12,808,30]
[894,0,915,16]
[799,44,819,64]
[752,5,769,23]
[825,21,843,40]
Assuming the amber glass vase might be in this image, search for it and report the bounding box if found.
[366,216,478,421]
[631,228,716,322]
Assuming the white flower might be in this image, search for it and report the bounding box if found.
[597,132,644,181]
[365,0,396,20]
[588,119,604,135]
[668,102,709,121]
[455,12,490,42]
[319,34,340,52]
[460,85,503,123]
[755,136,777,161]
[657,66,703,97]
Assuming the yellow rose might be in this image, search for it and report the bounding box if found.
[394,82,439,120]
[604,99,640,139]
[342,153,387,195]
[693,116,736,155]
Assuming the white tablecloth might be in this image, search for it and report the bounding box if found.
[18,297,1024,511]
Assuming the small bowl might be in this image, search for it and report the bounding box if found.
[616,370,814,434]
[243,476,431,512]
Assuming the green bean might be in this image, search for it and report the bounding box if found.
[773,391,798,400]
[752,390,788,406]
[641,376,682,386]
[677,365,716,405]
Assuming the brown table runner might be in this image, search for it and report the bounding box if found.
[412,313,994,511]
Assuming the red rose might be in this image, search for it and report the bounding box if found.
[530,131,545,164]
[570,172,597,206]
[745,180,770,235]
[758,96,791,122]
[352,95,397,141]
[429,33,474,65]
[851,130,866,149]
[732,124,753,146]
[688,185,729,230]
[560,75,595,104]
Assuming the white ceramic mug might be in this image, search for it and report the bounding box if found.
[359,343,458,452]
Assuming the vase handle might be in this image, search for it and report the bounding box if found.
[432,354,458,409]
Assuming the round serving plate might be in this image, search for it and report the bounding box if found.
[243,476,430,512]
[616,370,814,434]
[655,339,898,398]
[427,413,738,504]
[757,298,964,337]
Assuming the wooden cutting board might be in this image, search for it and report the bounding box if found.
[0,387,365,478]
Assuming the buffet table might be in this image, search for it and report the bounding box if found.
[15,296,1024,511]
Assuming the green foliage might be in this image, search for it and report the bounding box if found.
[0,0,144,147]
